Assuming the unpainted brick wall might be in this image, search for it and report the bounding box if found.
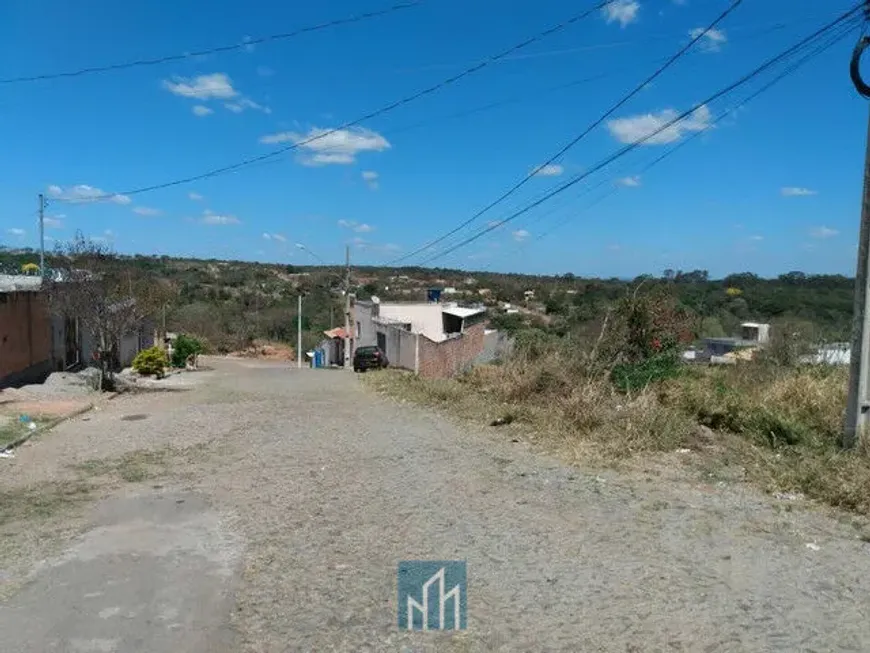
[417,322,485,379]
[0,291,52,383]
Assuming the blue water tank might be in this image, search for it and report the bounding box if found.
[427,288,443,303]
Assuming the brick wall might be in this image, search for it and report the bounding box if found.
[0,291,52,386]
[418,322,485,379]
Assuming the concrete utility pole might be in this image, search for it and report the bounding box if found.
[845,18,870,448]
[38,193,45,278]
[344,244,352,369]
[297,292,303,369]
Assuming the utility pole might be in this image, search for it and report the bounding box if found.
[297,292,303,369]
[845,20,870,448]
[38,193,45,278]
[344,244,352,369]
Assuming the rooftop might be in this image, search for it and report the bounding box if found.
[442,305,486,319]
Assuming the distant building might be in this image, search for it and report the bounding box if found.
[740,322,770,344]
[0,274,155,387]
[353,300,499,378]
[0,275,52,387]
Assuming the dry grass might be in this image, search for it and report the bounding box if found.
[366,355,870,515]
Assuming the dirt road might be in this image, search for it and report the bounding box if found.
[2,357,870,652]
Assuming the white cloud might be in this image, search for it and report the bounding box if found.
[352,239,400,253]
[162,73,237,100]
[782,187,817,197]
[749,235,764,241]
[224,97,271,114]
[616,175,641,187]
[689,27,727,53]
[512,229,530,242]
[259,132,295,144]
[262,232,287,242]
[487,220,506,229]
[201,209,240,225]
[43,215,64,228]
[260,126,390,165]
[362,170,379,189]
[192,105,213,117]
[132,206,162,216]
[337,219,374,233]
[602,0,640,28]
[532,163,563,177]
[7,228,25,236]
[810,226,838,239]
[188,192,204,201]
[607,104,711,145]
[48,184,131,205]
[607,244,622,251]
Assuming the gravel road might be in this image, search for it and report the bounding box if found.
[2,357,870,652]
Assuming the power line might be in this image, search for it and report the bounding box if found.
[419,4,866,266]
[505,14,862,257]
[0,2,420,85]
[54,0,621,203]
[388,0,745,266]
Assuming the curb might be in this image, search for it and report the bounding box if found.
[2,403,95,452]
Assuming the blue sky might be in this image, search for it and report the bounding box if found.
[0,0,866,278]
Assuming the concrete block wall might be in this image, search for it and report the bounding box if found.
[418,322,485,379]
[0,291,52,387]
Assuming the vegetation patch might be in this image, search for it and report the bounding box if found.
[368,286,870,515]
[0,480,95,526]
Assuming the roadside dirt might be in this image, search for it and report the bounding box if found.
[1,359,870,652]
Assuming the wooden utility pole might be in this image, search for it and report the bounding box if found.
[38,193,45,277]
[344,244,352,369]
[297,293,303,369]
[845,19,870,448]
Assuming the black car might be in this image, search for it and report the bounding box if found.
[353,346,389,372]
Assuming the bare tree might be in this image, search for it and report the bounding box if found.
[47,232,172,389]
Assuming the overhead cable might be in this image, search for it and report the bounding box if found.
[0,2,420,85]
[504,14,865,258]
[53,0,621,203]
[417,3,866,265]
[387,0,745,266]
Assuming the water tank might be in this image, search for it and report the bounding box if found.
[427,288,443,303]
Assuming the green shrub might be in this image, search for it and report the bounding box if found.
[171,334,204,368]
[132,347,168,377]
[611,354,682,393]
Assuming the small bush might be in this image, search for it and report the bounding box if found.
[132,347,168,377]
[611,354,682,393]
[171,334,204,368]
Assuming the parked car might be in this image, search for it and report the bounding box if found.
[353,346,389,372]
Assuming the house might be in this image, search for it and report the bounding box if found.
[740,322,771,344]
[319,327,351,366]
[0,275,52,387]
[800,343,851,366]
[524,289,535,300]
[353,298,490,378]
[700,323,771,363]
[1,274,156,385]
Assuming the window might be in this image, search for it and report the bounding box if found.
[356,321,361,338]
